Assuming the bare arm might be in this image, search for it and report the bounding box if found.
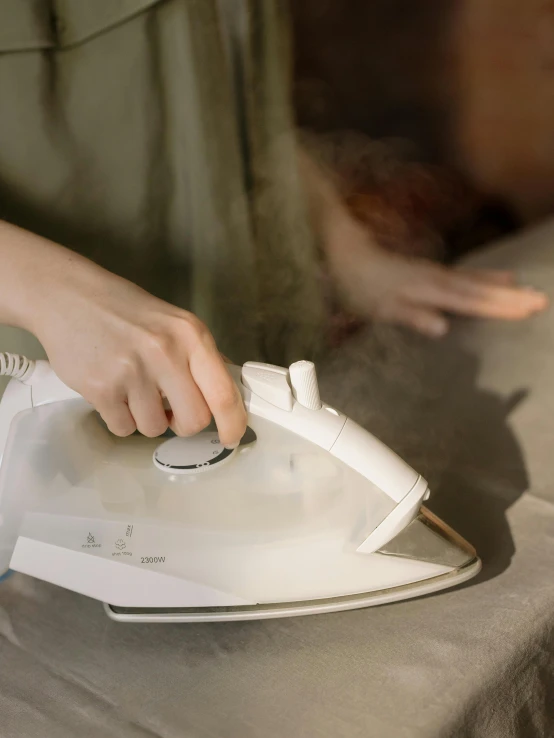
[0,221,81,330]
[0,221,246,445]
[298,146,548,337]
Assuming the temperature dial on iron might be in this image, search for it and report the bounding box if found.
[153,432,236,475]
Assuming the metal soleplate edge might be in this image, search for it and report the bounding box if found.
[104,507,481,623]
[103,558,481,623]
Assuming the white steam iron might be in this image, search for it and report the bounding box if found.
[0,352,480,622]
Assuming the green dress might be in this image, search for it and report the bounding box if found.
[0,0,325,365]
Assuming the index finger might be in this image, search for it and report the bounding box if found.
[455,268,516,286]
[189,344,247,448]
[445,275,548,319]
[410,270,548,319]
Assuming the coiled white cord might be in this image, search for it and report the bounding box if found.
[0,353,35,382]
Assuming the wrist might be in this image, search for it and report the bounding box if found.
[0,222,90,337]
[321,202,381,264]
[0,223,44,332]
[297,145,381,262]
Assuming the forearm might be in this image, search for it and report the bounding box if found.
[0,220,97,333]
[297,144,379,255]
[297,145,347,231]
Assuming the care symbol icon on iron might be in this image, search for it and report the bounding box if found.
[115,539,126,550]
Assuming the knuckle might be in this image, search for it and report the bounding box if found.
[141,330,175,363]
[112,354,139,384]
[171,410,212,437]
[195,407,213,432]
[178,408,212,437]
[84,357,139,405]
[139,420,169,438]
[110,421,136,438]
[84,378,118,406]
[212,386,240,413]
[141,314,215,361]
[179,313,212,346]
[100,409,136,437]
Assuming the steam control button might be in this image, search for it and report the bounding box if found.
[289,361,322,411]
[241,362,293,411]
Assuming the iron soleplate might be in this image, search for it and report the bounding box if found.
[104,559,481,623]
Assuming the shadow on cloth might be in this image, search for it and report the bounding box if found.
[318,322,529,587]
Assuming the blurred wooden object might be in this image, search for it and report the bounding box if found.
[456,0,554,220]
[293,0,554,225]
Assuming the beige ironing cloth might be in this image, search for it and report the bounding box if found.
[2,218,554,737]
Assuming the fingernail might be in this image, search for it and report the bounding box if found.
[225,442,239,450]
[523,289,549,305]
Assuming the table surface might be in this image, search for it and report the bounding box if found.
[2,220,554,738]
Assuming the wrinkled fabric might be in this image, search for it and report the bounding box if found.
[2,220,554,737]
[0,0,324,364]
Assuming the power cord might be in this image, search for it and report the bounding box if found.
[0,354,36,582]
[0,353,35,382]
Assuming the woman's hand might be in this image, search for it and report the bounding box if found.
[0,222,246,445]
[299,144,548,338]
[324,214,549,338]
